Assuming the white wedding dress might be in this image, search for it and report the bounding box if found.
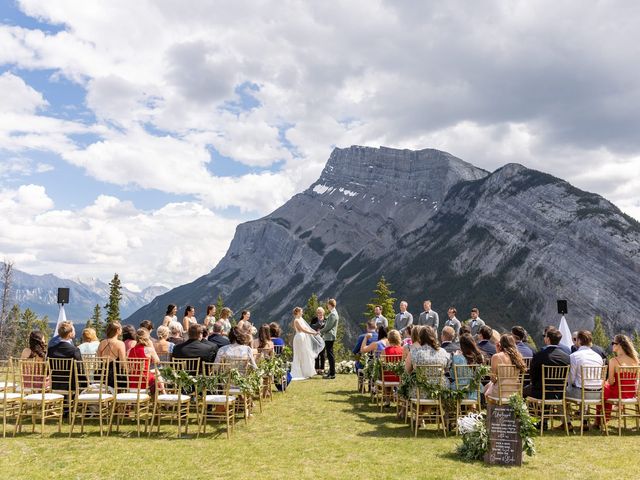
[290,317,325,381]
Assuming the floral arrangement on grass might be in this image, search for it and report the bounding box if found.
[336,360,356,374]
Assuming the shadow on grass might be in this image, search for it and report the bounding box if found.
[326,389,448,439]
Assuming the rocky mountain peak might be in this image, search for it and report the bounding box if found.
[313,146,489,204]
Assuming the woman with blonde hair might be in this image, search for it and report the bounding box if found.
[127,328,162,393]
[79,327,100,356]
[155,325,174,359]
[219,307,233,335]
[290,306,323,380]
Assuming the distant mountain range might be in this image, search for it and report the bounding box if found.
[122,145,639,342]
[9,268,168,324]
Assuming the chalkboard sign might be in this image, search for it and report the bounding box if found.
[484,403,522,466]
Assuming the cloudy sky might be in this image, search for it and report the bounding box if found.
[1,0,639,290]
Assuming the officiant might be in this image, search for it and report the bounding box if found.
[310,307,327,374]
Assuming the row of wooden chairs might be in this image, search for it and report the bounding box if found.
[1,355,279,438]
[360,356,640,437]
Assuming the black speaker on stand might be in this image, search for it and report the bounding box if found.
[557,299,568,315]
[57,288,70,305]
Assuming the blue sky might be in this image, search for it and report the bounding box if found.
[1,1,639,289]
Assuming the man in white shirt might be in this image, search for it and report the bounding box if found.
[566,330,604,401]
[371,305,388,329]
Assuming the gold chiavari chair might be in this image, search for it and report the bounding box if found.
[15,358,64,436]
[150,360,191,437]
[526,365,570,436]
[197,362,236,439]
[376,354,403,411]
[48,357,75,415]
[1,359,21,437]
[606,365,640,436]
[108,358,152,436]
[409,365,447,437]
[486,365,525,405]
[453,364,482,434]
[69,357,113,437]
[566,365,608,436]
[220,356,255,423]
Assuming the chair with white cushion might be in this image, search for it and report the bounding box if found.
[69,357,113,437]
[1,359,21,437]
[566,365,608,436]
[606,365,640,436]
[108,358,152,437]
[14,358,64,436]
[408,365,447,437]
[150,360,191,437]
[197,362,236,439]
[376,354,403,411]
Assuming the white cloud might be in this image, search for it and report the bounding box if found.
[0,72,47,113]
[0,185,239,287]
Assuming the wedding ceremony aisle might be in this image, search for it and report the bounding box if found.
[0,375,637,479]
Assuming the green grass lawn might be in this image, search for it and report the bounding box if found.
[1,375,638,479]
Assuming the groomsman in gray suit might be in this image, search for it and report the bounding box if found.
[320,298,339,379]
[417,300,439,333]
[394,301,413,336]
[467,307,485,336]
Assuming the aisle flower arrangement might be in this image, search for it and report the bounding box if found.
[336,360,356,374]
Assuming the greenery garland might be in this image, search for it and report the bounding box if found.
[508,394,536,457]
[159,365,263,397]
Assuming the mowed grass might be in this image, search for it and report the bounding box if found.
[1,375,638,480]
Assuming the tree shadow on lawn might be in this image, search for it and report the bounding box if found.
[327,389,447,439]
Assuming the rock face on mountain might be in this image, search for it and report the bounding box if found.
[127,146,640,341]
[9,268,168,323]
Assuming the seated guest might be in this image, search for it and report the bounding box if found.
[541,325,572,355]
[524,327,570,399]
[215,326,257,369]
[360,326,389,356]
[269,322,285,347]
[208,321,231,348]
[402,324,414,347]
[459,324,472,337]
[172,324,218,365]
[597,334,639,425]
[403,325,422,360]
[485,334,527,401]
[122,325,137,354]
[404,326,450,393]
[47,321,83,394]
[381,330,404,382]
[451,333,485,396]
[78,327,100,356]
[567,330,604,400]
[353,320,378,354]
[140,319,154,333]
[97,322,126,388]
[253,324,275,356]
[155,325,174,359]
[128,328,162,393]
[20,331,50,389]
[440,326,459,356]
[477,325,497,360]
[511,326,534,358]
[490,329,501,345]
[168,324,185,345]
[21,330,47,361]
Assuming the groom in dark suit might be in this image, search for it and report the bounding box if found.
[320,298,339,379]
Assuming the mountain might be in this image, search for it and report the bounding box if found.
[8,268,169,324]
[126,146,640,341]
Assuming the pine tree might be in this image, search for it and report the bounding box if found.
[87,304,104,339]
[303,293,320,322]
[364,276,396,326]
[1,304,20,359]
[632,330,640,355]
[333,319,349,361]
[104,273,123,324]
[13,308,51,355]
[0,260,15,358]
[215,294,225,317]
[592,315,609,349]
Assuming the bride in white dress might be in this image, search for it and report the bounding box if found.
[290,307,325,380]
